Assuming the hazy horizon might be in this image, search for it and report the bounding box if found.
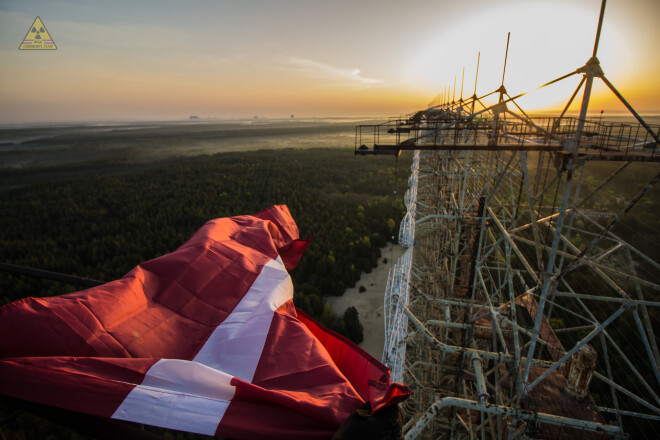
[1,0,659,124]
[3,110,660,129]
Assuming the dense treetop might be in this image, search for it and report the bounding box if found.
[0,148,408,337]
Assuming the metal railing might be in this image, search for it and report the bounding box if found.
[356,115,659,159]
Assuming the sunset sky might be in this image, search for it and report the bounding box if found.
[1,0,658,123]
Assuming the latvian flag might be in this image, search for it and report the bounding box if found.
[0,205,409,439]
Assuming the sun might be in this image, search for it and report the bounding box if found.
[405,1,633,113]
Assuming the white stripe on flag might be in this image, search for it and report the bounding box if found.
[112,257,293,435]
[112,359,235,435]
[193,257,292,380]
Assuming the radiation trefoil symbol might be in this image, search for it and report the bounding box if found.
[19,17,57,50]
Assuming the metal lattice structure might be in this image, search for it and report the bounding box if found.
[364,2,660,438]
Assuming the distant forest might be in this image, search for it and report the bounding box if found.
[0,148,408,339]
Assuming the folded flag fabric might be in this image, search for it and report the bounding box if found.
[0,205,410,439]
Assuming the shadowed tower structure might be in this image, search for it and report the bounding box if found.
[357,1,660,438]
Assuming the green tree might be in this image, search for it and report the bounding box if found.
[343,306,364,344]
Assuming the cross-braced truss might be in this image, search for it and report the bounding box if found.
[364,2,659,438]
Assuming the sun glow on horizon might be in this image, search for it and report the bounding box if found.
[407,1,657,114]
[0,0,658,123]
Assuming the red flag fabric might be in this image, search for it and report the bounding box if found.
[0,205,409,439]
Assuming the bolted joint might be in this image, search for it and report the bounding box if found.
[577,56,604,77]
[492,101,508,115]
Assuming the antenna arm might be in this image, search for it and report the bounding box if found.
[593,0,607,57]
[539,56,602,91]
[600,75,660,145]
[539,69,580,89]
[577,57,604,77]
[556,76,587,124]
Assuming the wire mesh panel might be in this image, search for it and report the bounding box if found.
[383,247,413,383]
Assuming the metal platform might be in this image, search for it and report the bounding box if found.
[356,113,659,162]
